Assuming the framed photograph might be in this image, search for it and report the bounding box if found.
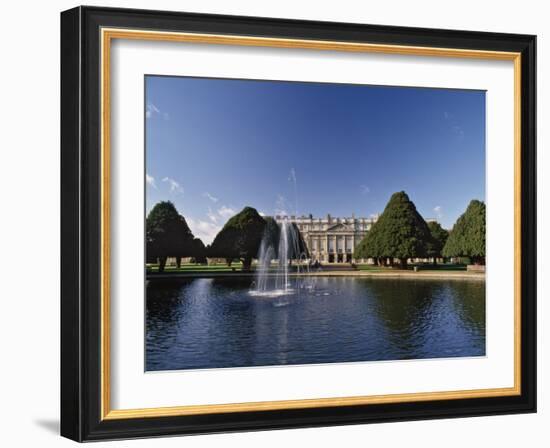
[60,6,536,442]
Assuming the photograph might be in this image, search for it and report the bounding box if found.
[57,4,537,442]
[144,75,487,372]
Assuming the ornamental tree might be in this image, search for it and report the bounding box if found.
[354,191,433,268]
[259,217,309,262]
[190,238,208,265]
[146,201,195,272]
[426,221,450,264]
[261,217,281,256]
[289,222,310,260]
[354,222,382,264]
[208,206,266,271]
[442,200,486,264]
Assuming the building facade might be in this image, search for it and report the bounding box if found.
[272,214,378,263]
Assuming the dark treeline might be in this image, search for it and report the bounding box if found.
[146,203,308,272]
[146,192,485,272]
[146,201,207,272]
[354,191,485,267]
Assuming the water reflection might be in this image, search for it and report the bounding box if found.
[146,277,485,371]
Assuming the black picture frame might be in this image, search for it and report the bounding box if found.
[61,5,536,442]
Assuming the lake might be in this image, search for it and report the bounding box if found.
[146,276,485,371]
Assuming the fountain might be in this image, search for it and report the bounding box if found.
[249,168,315,297]
[250,218,311,297]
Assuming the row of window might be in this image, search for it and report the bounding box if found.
[297,224,370,231]
[309,248,353,254]
[310,241,356,250]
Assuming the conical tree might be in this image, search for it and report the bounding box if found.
[208,206,266,270]
[259,218,309,260]
[354,221,382,264]
[289,222,310,260]
[190,238,207,265]
[354,191,432,268]
[442,200,486,264]
[261,217,281,257]
[146,201,194,272]
[426,221,449,264]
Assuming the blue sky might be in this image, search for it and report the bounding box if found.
[146,76,485,244]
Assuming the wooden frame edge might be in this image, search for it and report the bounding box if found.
[102,386,520,420]
[99,27,523,421]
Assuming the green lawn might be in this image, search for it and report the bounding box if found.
[355,264,387,272]
[147,263,245,274]
[412,263,467,271]
[356,263,467,272]
[146,262,468,275]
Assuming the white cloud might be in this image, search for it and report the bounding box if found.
[162,177,184,194]
[259,211,266,217]
[146,103,169,120]
[218,205,236,220]
[187,218,221,245]
[145,173,157,189]
[208,204,237,227]
[452,124,465,138]
[433,206,443,219]
[360,185,370,195]
[443,111,464,138]
[207,207,218,223]
[188,205,239,245]
[203,192,219,203]
[146,103,160,119]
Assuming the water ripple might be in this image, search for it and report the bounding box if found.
[146,277,485,371]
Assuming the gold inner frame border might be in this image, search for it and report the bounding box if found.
[99,27,522,421]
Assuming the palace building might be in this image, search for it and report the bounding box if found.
[272,213,438,263]
[272,214,378,263]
